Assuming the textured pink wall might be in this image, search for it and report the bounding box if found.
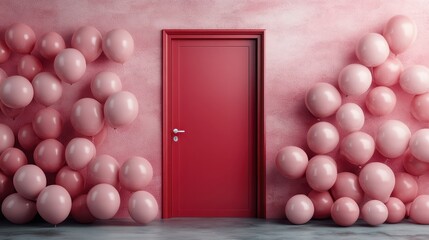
[1,0,429,219]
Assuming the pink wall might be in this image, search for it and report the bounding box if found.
[1,0,429,219]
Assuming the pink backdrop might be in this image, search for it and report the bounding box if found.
[1,0,429,219]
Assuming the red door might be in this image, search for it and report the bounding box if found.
[163,30,265,218]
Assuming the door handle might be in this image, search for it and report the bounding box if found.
[173,128,186,134]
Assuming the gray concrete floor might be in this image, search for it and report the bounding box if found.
[1,218,429,240]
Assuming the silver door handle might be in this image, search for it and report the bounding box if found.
[173,128,186,134]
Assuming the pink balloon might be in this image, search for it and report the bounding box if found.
[70,98,104,136]
[33,139,65,173]
[0,68,7,83]
[87,183,120,220]
[17,55,42,80]
[37,31,66,60]
[305,82,342,118]
[0,39,11,63]
[71,26,102,62]
[71,194,96,223]
[359,162,395,202]
[18,123,41,151]
[0,172,14,202]
[307,121,339,154]
[0,75,34,109]
[104,91,139,128]
[373,56,403,86]
[13,164,47,200]
[285,194,314,224]
[0,147,28,176]
[102,29,134,63]
[119,156,153,191]
[410,195,429,224]
[54,48,87,84]
[340,131,375,166]
[128,191,159,224]
[32,72,63,106]
[399,65,429,95]
[32,107,63,139]
[275,146,308,179]
[330,172,364,204]
[335,103,364,133]
[37,185,72,225]
[411,92,429,122]
[331,197,359,227]
[1,193,37,224]
[55,166,84,199]
[392,172,418,203]
[306,155,337,192]
[87,154,120,188]
[0,124,14,154]
[65,138,96,170]
[91,71,122,102]
[5,23,36,54]
[361,200,388,226]
[403,153,429,176]
[308,190,333,219]
[410,129,429,163]
[406,202,412,217]
[376,120,411,158]
[365,86,396,116]
[383,15,417,54]
[355,33,390,67]
[385,197,406,223]
[338,64,372,96]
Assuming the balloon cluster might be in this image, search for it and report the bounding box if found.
[0,23,158,225]
[276,15,429,226]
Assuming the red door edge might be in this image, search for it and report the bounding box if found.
[162,29,266,218]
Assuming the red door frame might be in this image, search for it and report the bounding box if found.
[162,29,265,218]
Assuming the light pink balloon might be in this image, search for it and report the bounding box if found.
[275,146,308,179]
[385,197,406,223]
[13,164,47,200]
[392,172,418,203]
[55,166,84,199]
[128,191,159,224]
[365,86,396,116]
[359,162,395,202]
[0,75,34,109]
[403,153,429,176]
[87,183,120,220]
[33,139,65,173]
[340,131,375,166]
[410,195,429,224]
[102,29,134,63]
[0,40,11,63]
[71,26,102,63]
[87,154,120,188]
[65,138,96,170]
[0,124,14,154]
[32,107,63,139]
[410,129,429,162]
[307,121,339,154]
[5,23,36,54]
[71,194,96,224]
[1,193,37,224]
[0,147,28,176]
[331,197,359,227]
[305,82,342,118]
[411,92,429,122]
[32,72,63,106]
[120,156,153,191]
[91,71,122,102]
[330,172,364,204]
[104,91,139,128]
[17,55,42,80]
[335,103,364,133]
[308,190,333,219]
[361,200,388,226]
[338,64,372,96]
[0,172,14,202]
[18,123,41,151]
[376,120,411,158]
[285,194,314,224]
[37,31,66,60]
[399,65,429,95]
[373,56,403,86]
[355,33,390,67]
[54,48,87,84]
[37,185,72,225]
[70,98,104,136]
[306,155,337,192]
[383,15,417,54]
